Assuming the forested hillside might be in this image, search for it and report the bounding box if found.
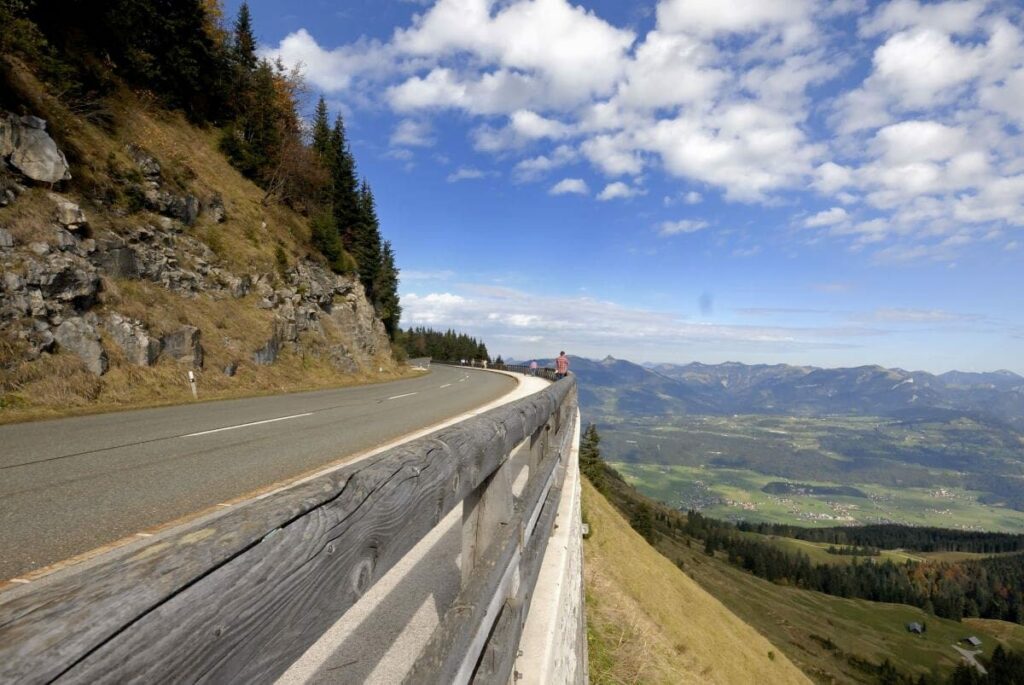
[0,1,404,419]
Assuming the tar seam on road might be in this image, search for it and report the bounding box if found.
[182,412,314,438]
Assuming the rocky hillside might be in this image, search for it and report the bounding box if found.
[0,60,396,421]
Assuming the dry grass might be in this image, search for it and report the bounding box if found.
[0,65,405,424]
[582,478,810,685]
[0,187,59,245]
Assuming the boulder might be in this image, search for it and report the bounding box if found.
[205,193,226,223]
[0,228,13,248]
[47,193,88,229]
[161,325,203,368]
[126,144,161,179]
[223,361,238,377]
[93,243,139,279]
[252,330,282,365]
[106,313,161,366]
[2,113,71,183]
[24,254,100,309]
[54,317,108,375]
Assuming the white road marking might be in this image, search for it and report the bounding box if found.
[458,378,466,383]
[217,503,232,508]
[439,383,452,388]
[135,533,153,538]
[387,392,418,400]
[183,413,313,438]
[10,578,30,584]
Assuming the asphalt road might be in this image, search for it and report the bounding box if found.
[0,366,515,581]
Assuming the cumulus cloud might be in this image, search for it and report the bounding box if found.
[265,0,1024,264]
[804,207,850,227]
[549,178,589,195]
[390,119,434,147]
[597,181,644,201]
[659,219,709,236]
[446,167,488,182]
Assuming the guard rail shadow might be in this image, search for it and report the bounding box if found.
[0,375,579,685]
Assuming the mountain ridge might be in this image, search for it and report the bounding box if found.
[531,356,1024,426]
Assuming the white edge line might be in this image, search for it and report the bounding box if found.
[9,578,30,584]
[440,383,452,388]
[183,412,313,438]
[135,533,154,538]
[386,392,418,400]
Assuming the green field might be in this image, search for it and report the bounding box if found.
[611,461,1024,532]
[597,412,1024,532]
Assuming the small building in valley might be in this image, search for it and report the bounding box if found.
[962,636,982,647]
[906,622,924,634]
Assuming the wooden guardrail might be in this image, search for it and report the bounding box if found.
[0,375,579,685]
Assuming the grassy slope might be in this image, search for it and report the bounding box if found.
[582,478,811,685]
[1,60,405,422]
[657,529,1024,683]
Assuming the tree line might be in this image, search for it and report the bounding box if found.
[396,327,489,363]
[738,522,1024,555]
[1,0,400,337]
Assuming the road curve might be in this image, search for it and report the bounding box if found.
[0,366,515,580]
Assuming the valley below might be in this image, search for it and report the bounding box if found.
[569,355,1024,533]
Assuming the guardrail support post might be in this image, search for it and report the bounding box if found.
[462,459,515,587]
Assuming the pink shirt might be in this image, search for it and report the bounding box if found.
[556,355,569,373]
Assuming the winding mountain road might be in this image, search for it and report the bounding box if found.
[0,365,515,581]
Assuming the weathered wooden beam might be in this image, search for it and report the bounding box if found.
[462,455,514,587]
[0,379,575,684]
[472,461,566,685]
[403,395,576,685]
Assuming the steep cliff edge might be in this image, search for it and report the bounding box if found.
[0,59,396,422]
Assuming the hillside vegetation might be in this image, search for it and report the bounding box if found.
[582,477,810,685]
[0,2,410,421]
[581,425,1024,683]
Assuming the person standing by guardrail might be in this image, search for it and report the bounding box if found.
[529,360,538,376]
[555,351,570,380]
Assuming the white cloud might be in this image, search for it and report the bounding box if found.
[597,181,644,201]
[447,167,488,182]
[392,0,635,110]
[656,0,815,37]
[266,0,1024,264]
[549,178,589,195]
[390,119,434,147]
[400,283,885,361]
[513,145,577,182]
[659,219,709,236]
[804,207,850,227]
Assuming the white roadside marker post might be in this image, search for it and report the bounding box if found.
[188,370,198,400]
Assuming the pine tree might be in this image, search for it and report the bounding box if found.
[377,241,401,339]
[354,179,383,300]
[330,115,361,248]
[311,97,333,165]
[232,2,257,72]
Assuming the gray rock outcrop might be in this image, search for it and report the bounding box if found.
[1,113,71,183]
[54,317,108,375]
[48,193,87,230]
[105,313,161,366]
[161,325,203,368]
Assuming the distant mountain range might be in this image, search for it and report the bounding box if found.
[531,356,1024,426]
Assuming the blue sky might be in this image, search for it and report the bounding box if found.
[229,0,1023,373]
